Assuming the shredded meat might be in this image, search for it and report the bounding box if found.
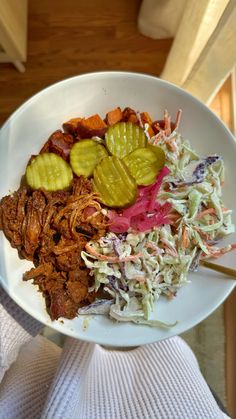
[0,177,107,320]
[0,187,28,251]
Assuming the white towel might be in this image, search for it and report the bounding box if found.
[0,288,230,419]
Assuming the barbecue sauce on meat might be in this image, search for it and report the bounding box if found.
[0,177,107,320]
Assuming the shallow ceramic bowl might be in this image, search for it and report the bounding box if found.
[0,71,235,346]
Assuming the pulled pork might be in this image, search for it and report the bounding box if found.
[0,177,107,320]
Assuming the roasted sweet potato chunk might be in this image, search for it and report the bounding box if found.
[63,117,83,135]
[147,126,155,137]
[76,114,107,138]
[40,130,75,161]
[140,112,153,126]
[122,107,138,124]
[105,107,122,126]
[140,112,154,137]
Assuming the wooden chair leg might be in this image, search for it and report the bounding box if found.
[13,61,25,73]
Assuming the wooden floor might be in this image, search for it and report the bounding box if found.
[0,0,235,417]
[0,0,172,126]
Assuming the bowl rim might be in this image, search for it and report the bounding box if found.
[1,70,235,146]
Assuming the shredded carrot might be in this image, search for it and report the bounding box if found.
[164,109,171,136]
[153,132,164,145]
[145,242,163,256]
[168,213,181,223]
[145,242,159,251]
[204,243,236,258]
[160,238,178,257]
[85,243,142,262]
[174,109,182,131]
[168,210,180,218]
[147,126,155,138]
[182,227,189,249]
[163,246,178,257]
[165,138,177,152]
[194,227,210,241]
[195,208,216,220]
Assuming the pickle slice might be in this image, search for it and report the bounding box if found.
[147,145,166,171]
[123,147,162,186]
[105,122,146,159]
[93,156,137,208]
[26,153,73,191]
[70,139,108,177]
[147,144,166,170]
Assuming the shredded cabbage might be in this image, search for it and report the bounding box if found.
[80,119,235,328]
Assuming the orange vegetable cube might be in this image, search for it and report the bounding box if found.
[140,112,153,125]
[63,117,83,135]
[77,114,107,138]
[105,107,122,126]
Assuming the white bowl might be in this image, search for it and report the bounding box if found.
[0,71,235,347]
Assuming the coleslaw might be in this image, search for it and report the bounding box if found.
[79,110,235,327]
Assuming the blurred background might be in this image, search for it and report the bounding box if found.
[0,0,235,417]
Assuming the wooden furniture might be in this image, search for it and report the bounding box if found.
[139,0,236,105]
[210,76,236,419]
[225,289,236,419]
[0,0,28,72]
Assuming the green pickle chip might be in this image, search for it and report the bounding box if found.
[147,145,166,170]
[26,153,73,191]
[105,122,146,159]
[70,139,108,177]
[123,147,165,186]
[93,156,137,208]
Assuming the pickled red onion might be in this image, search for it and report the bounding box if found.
[108,167,171,233]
